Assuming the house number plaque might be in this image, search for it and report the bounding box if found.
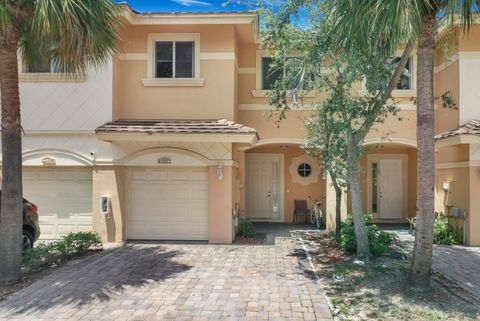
[157,157,172,164]
[41,157,56,167]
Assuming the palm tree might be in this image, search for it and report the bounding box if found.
[329,0,478,286]
[0,0,120,284]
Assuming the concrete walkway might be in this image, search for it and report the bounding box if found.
[0,239,332,321]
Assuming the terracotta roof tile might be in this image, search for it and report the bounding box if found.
[435,119,480,141]
[96,119,259,137]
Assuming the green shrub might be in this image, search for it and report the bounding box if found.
[433,213,461,245]
[409,213,461,245]
[238,218,256,238]
[339,214,397,256]
[23,231,101,270]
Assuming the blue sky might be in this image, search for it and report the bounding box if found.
[118,0,254,12]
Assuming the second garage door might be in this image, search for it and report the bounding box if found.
[127,167,209,240]
[23,168,93,240]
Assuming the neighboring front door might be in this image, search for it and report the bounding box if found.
[246,154,282,221]
[378,159,403,219]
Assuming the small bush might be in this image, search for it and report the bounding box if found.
[433,213,461,245]
[409,213,461,245]
[238,218,256,238]
[23,231,101,270]
[339,214,397,256]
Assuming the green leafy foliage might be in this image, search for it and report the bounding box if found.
[23,232,101,270]
[410,213,461,245]
[339,214,397,256]
[238,218,256,238]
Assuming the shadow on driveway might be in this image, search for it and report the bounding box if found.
[0,243,191,317]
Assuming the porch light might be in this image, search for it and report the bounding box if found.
[216,163,224,181]
[442,181,451,192]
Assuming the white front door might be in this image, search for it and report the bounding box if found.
[246,154,282,220]
[378,159,403,219]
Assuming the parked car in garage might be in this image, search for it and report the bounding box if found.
[0,191,41,252]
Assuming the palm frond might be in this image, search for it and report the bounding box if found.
[19,0,121,74]
[327,0,429,54]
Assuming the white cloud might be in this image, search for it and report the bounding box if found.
[171,0,212,6]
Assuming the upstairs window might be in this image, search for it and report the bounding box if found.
[23,59,66,74]
[155,41,195,78]
[261,57,283,90]
[394,57,412,90]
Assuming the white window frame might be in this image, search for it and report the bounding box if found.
[147,33,201,79]
[17,57,85,82]
[360,50,417,97]
[252,50,316,98]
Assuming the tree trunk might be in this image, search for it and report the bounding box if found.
[330,173,343,237]
[0,35,24,285]
[409,13,436,287]
[346,140,371,260]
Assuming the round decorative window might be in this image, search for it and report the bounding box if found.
[297,163,312,177]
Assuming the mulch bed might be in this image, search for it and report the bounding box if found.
[293,231,480,321]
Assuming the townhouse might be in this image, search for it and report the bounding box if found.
[8,3,480,245]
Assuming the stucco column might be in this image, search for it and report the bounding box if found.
[325,172,347,232]
[468,165,480,246]
[208,164,233,244]
[92,166,126,243]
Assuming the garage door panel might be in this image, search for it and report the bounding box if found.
[23,168,92,240]
[127,167,209,240]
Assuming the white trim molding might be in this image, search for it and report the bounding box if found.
[97,132,258,145]
[117,53,149,61]
[141,78,205,87]
[436,135,480,149]
[238,104,316,111]
[363,137,417,148]
[121,5,259,27]
[21,148,94,167]
[435,53,459,73]
[199,52,235,60]
[255,138,304,147]
[117,147,211,167]
[436,160,480,169]
[19,72,86,83]
[250,89,317,98]
[238,67,256,74]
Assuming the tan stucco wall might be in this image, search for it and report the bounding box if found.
[237,110,308,140]
[208,165,233,243]
[92,166,126,243]
[114,24,237,120]
[469,166,480,245]
[119,25,236,53]
[115,60,236,119]
[435,61,460,133]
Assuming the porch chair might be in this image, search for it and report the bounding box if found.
[293,200,310,223]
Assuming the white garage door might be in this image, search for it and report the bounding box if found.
[23,168,93,240]
[127,167,209,240]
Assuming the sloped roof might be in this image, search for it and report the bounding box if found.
[96,119,259,137]
[435,119,480,141]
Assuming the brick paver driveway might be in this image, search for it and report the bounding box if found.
[0,239,332,321]
[433,245,480,302]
